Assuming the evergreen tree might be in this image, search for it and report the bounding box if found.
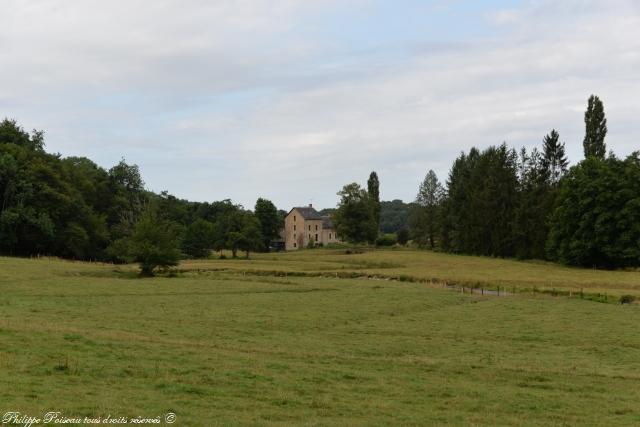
[367,171,381,239]
[409,170,443,248]
[583,95,607,159]
[441,145,518,257]
[441,150,476,252]
[541,129,569,185]
[514,147,551,259]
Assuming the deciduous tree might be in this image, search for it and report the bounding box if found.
[182,219,216,258]
[367,171,381,239]
[254,198,281,250]
[583,95,607,159]
[334,183,376,244]
[109,206,182,276]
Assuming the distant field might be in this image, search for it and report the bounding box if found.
[1,255,640,425]
[182,248,640,297]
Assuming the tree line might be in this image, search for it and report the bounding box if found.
[302,95,638,269]
[3,94,637,271]
[404,95,640,269]
[0,119,284,274]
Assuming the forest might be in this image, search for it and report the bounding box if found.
[0,119,283,273]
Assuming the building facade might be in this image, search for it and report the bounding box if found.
[283,205,340,250]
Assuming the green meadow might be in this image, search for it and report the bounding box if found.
[183,248,640,297]
[1,250,640,425]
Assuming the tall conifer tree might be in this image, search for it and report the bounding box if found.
[542,129,569,185]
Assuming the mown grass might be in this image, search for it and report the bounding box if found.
[182,247,640,297]
[1,255,640,425]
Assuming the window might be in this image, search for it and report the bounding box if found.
[315,234,318,241]
[294,243,297,248]
[315,225,318,231]
[309,234,311,240]
[294,225,296,231]
[329,233,332,239]
[294,215,296,222]
[294,233,296,238]
[308,225,311,231]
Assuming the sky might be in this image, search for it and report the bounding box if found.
[2,0,640,210]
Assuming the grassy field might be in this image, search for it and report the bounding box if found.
[1,252,640,425]
[182,247,640,297]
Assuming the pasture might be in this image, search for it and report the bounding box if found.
[1,251,640,425]
[183,247,640,297]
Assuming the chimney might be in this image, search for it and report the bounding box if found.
[309,203,313,208]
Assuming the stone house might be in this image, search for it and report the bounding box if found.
[283,204,340,250]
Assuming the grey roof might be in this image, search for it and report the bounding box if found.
[292,206,323,220]
[290,207,336,230]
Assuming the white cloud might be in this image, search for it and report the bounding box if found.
[1,0,639,209]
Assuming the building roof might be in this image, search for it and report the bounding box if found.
[289,206,336,230]
[291,206,323,220]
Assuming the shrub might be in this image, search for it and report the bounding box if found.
[107,207,182,276]
[344,248,365,255]
[376,234,397,247]
[619,295,636,305]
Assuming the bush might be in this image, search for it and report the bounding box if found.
[376,234,397,247]
[619,295,636,305]
[107,207,182,276]
[344,248,365,255]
